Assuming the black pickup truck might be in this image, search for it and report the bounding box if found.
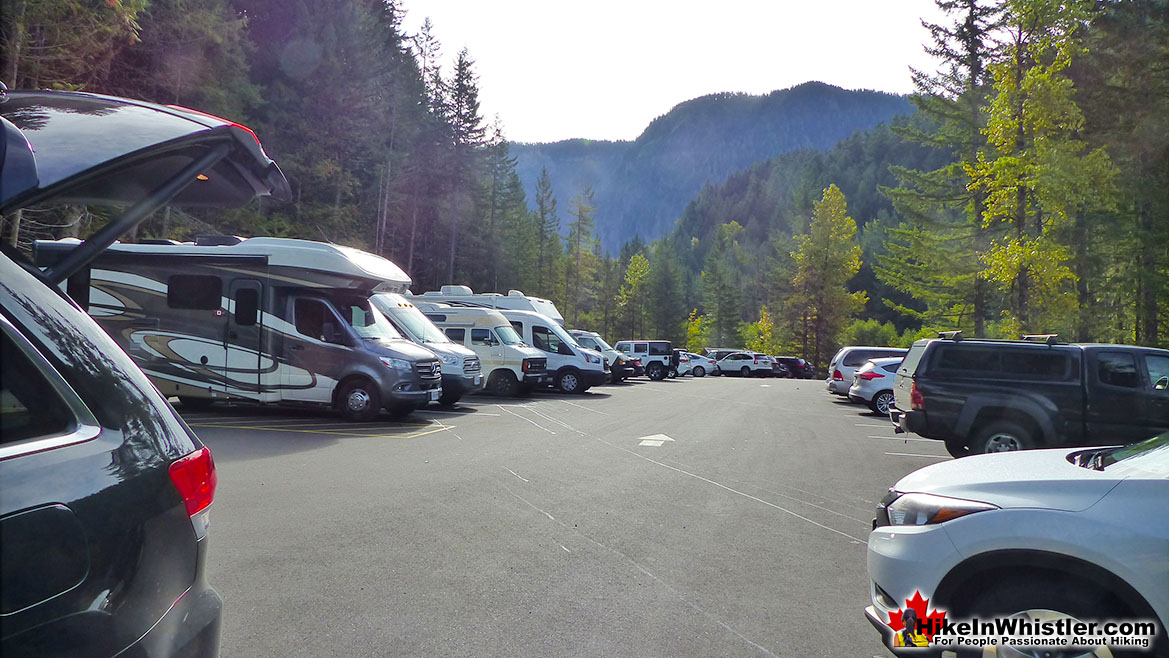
[889,335,1169,457]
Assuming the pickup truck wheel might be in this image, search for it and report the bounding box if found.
[488,370,520,397]
[869,391,895,416]
[693,366,705,377]
[971,421,1035,453]
[944,437,970,458]
[337,379,381,422]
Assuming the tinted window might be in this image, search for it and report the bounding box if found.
[648,342,671,355]
[471,329,494,345]
[168,274,220,309]
[234,288,258,326]
[881,363,900,374]
[532,325,569,354]
[634,342,648,353]
[511,321,524,335]
[1098,352,1139,388]
[294,298,346,344]
[934,346,1000,372]
[615,342,631,353]
[1,331,74,444]
[1001,350,1071,379]
[1146,355,1169,389]
[445,328,466,342]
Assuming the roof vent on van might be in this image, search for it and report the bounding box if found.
[440,285,474,295]
[195,235,244,246]
[507,290,525,297]
[937,330,963,342]
[138,239,182,245]
[1022,334,1061,345]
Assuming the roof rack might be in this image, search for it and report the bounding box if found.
[937,330,963,342]
[1021,334,1062,345]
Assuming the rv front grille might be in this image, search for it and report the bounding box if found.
[463,357,481,373]
[416,361,442,379]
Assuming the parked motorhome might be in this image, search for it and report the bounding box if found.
[500,310,607,394]
[411,302,551,397]
[372,293,483,405]
[412,285,565,325]
[34,237,442,421]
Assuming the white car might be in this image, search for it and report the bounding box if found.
[716,352,772,377]
[826,345,908,395]
[847,356,902,415]
[865,435,1169,655]
[680,352,715,377]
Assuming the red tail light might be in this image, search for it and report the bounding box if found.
[169,446,217,517]
[857,370,885,381]
[833,369,844,381]
[910,382,925,410]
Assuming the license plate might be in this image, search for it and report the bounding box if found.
[429,390,440,402]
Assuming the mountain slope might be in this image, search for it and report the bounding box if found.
[512,81,913,252]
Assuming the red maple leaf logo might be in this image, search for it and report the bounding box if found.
[887,590,948,641]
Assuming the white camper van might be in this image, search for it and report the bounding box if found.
[413,285,565,326]
[499,309,607,394]
[411,302,551,397]
[372,293,483,405]
[34,237,442,421]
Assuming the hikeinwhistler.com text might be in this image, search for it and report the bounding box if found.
[920,617,1158,651]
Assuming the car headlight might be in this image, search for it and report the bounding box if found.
[885,493,998,526]
[441,354,459,366]
[379,356,412,372]
[585,352,601,365]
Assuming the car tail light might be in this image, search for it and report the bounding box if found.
[833,369,844,381]
[169,446,217,539]
[910,381,925,410]
[857,370,885,380]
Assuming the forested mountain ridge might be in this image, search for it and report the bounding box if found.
[513,82,913,251]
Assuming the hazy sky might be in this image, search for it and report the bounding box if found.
[398,1,949,144]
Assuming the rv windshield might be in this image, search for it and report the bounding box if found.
[495,325,524,345]
[336,298,405,341]
[386,303,450,344]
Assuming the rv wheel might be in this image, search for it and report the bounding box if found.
[489,370,520,397]
[556,369,583,394]
[337,379,381,422]
[438,391,462,406]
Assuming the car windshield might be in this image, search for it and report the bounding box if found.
[1074,434,1169,474]
[335,297,404,341]
[495,325,524,345]
[386,302,450,344]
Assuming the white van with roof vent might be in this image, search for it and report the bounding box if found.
[501,310,607,394]
[372,293,483,405]
[413,285,565,326]
[410,302,552,397]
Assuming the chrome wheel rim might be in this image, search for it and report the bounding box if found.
[561,374,578,391]
[347,389,371,412]
[875,394,892,415]
[984,433,1023,452]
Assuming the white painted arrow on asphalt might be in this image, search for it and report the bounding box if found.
[638,433,675,447]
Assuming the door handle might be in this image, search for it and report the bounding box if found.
[290,344,304,351]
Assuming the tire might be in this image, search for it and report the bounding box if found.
[178,396,215,410]
[438,391,461,406]
[955,579,1145,658]
[693,366,705,377]
[488,370,520,397]
[970,421,1036,454]
[336,378,381,422]
[556,369,583,394]
[667,368,677,379]
[944,437,970,458]
[869,391,895,416]
[647,362,665,380]
[740,366,751,377]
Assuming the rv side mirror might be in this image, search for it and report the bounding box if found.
[486,336,498,346]
[322,322,348,345]
[1156,376,1168,391]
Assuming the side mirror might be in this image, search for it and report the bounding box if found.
[1155,376,1168,391]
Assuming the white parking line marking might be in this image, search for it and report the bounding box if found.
[639,440,666,447]
[495,405,556,435]
[885,452,949,459]
[855,423,891,428]
[559,399,610,415]
[421,409,501,417]
[637,433,675,442]
[504,467,529,483]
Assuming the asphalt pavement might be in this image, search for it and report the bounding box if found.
[186,376,952,657]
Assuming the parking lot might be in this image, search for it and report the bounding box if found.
[188,376,950,657]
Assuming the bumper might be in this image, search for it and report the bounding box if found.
[611,363,636,379]
[442,372,484,396]
[583,369,608,387]
[890,407,930,436]
[522,369,553,386]
[826,378,849,394]
[866,524,961,644]
[387,376,442,405]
